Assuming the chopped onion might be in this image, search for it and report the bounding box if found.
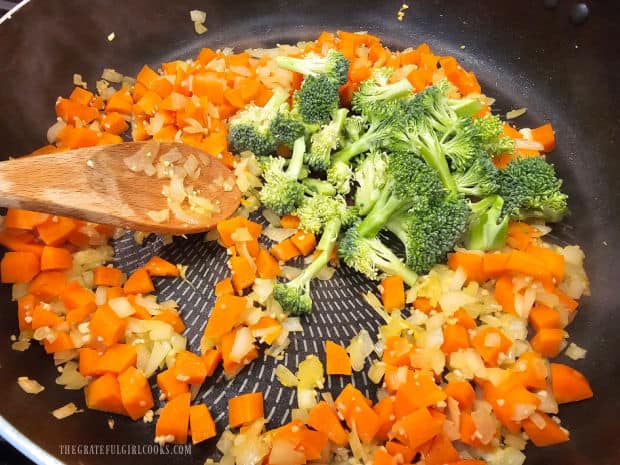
[108,297,135,318]
[275,364,298,387]
[565,342,587,360]
[347,330,374,372]
[147,209,170,223]
[95,286,107,305]
[514,138,544,151]
[368,360,386,384]
[11,283,29,301]
[229,327,254,363]
[262,209,281,226]
[52,402,80,420]
[263,225,297,242]
[47,119,67,143]
[101,68,123,83]
[281,317,303,333]
[281,266,302,280]
[190,9,207,23]
[269,439,305,465]
[17,376,45,394]
[55,362,89,390]
[506,108,527,119]
[316,266,336,281]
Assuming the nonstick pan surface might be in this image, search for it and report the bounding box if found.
[0,1,619,464]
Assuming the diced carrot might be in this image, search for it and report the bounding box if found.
[156,392,191,444]
[394,372,447,417]
[61,280,95,309]
[325,340,352,376]
[55,98,99,124]
[30,304,64,329]
[531,328,567,358]
[453,308,477,329]
[373,396,396,441]
[471,326,513,366]
[271,238,301,262]
[173,350,208,384]
[101,112,128,135]
[78,348,103,377]
[214,277,234,297]
[228,392,264,428]
[441,324,470,354]
[459,411,489,448]
[482,252,510,278]
[423,433,460,465]
[93,266,124,287]
[196,47,217,65]
[0,251,40,283]
[505,250,552,283]
[106,87,134,115]
[530,123,556,152]
[57,126,99,149]
[382,336,413,367]
[290,230,317,256]
[192,74,224,103]
[36,216,78,246]
[117,366,154,420]
[28,271,67,300]
[0,229,44,256]
[143,256,179,277]
[69,86,94,106]
[551,286,579,313]
[136,64,160,87]
[448,252,486,283]
[96,344,137,375]
[529,303,562,331]
[230,255,256,293]
[522,412,569,446]
[507,221,541,250]
[216,216,262,247]
[97,132,124,146]
[157,368,190,400]
[190,404,217,444]
[66,302,96,326]
[413,296,435,314]
[307,401,349,447]
[280,214,300,229]
[203,294,247,340]
[43,331,75,353]
[17,294,37,331]
[399,407,443,450]
[3,209,50,230]
[89,305,127,347]
[525,244,565,282]
[372,448,397,465]
[40,246,72,271]
[84,373,127,415]
[512,351,548,390]
[385,441,415,463]
[106,286,125,300]
[123,268,155,294]
[550,363,593,404]
[443,380,475,410]
[256,249,281,279]
[201,349,222,377]
[494,275,516,315]
[380,275,405,312]
[152,309,186,334]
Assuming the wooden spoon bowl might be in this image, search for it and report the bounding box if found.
[0,142,241,234]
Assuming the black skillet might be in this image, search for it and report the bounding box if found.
[0,1,619,464]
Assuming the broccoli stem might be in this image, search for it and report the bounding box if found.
[303,178,337,196]
[373,243,418,287]
[449,97,483,118]
[415,131,458,195]
[332,120,388,164]
[465,195,509,251]
[285,137,307,180]
[371,79,414,103]
[356,181,404,238]
[291,217,341,284]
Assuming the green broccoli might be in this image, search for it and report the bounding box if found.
[453,152,500,197]
[296,193,356,234]
[228,87,289,156]
[293,74,341,125]
[464,195,509,251]
[274,216,342,315]
[353,151,389,216]
[270,108,310,148]
[499,156,568,222]
[305,108,349,171]
[440,118,483,172]
[259,136,307,215]
[326,160,354,195]
[276,49,350,85]
[386,194,469,273]
[341,115,367,145]
[338,224,418,286]
[352,68,413,118]
[355,153,445,238]
[302,178,337,196]
[472,114,515,156]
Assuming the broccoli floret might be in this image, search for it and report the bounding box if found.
[356,153,445,238]
[306,108,349,171]
[341,115,367,145]
[354,151,389,216]
[259,137,307,215]
[326,160,354,194]
[338,224,418,286]
[228,87,289,156]
[386,194,469,273]
[464,195,509,251]
[453,152,500,197]
[293,74,341,125]
[414,80,482,134]
[473,114,515,156]
[440,118,483,172]
[352,68,413,118]
[270,110,306,148]
[499,156,568,222]
[296,193,356,234]
[302,178,337,196]
[276,49,350,85]
[274,217,342,315]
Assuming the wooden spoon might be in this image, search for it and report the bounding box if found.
[0,142,241,234]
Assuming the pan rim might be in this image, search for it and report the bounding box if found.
[0,414,62,465]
